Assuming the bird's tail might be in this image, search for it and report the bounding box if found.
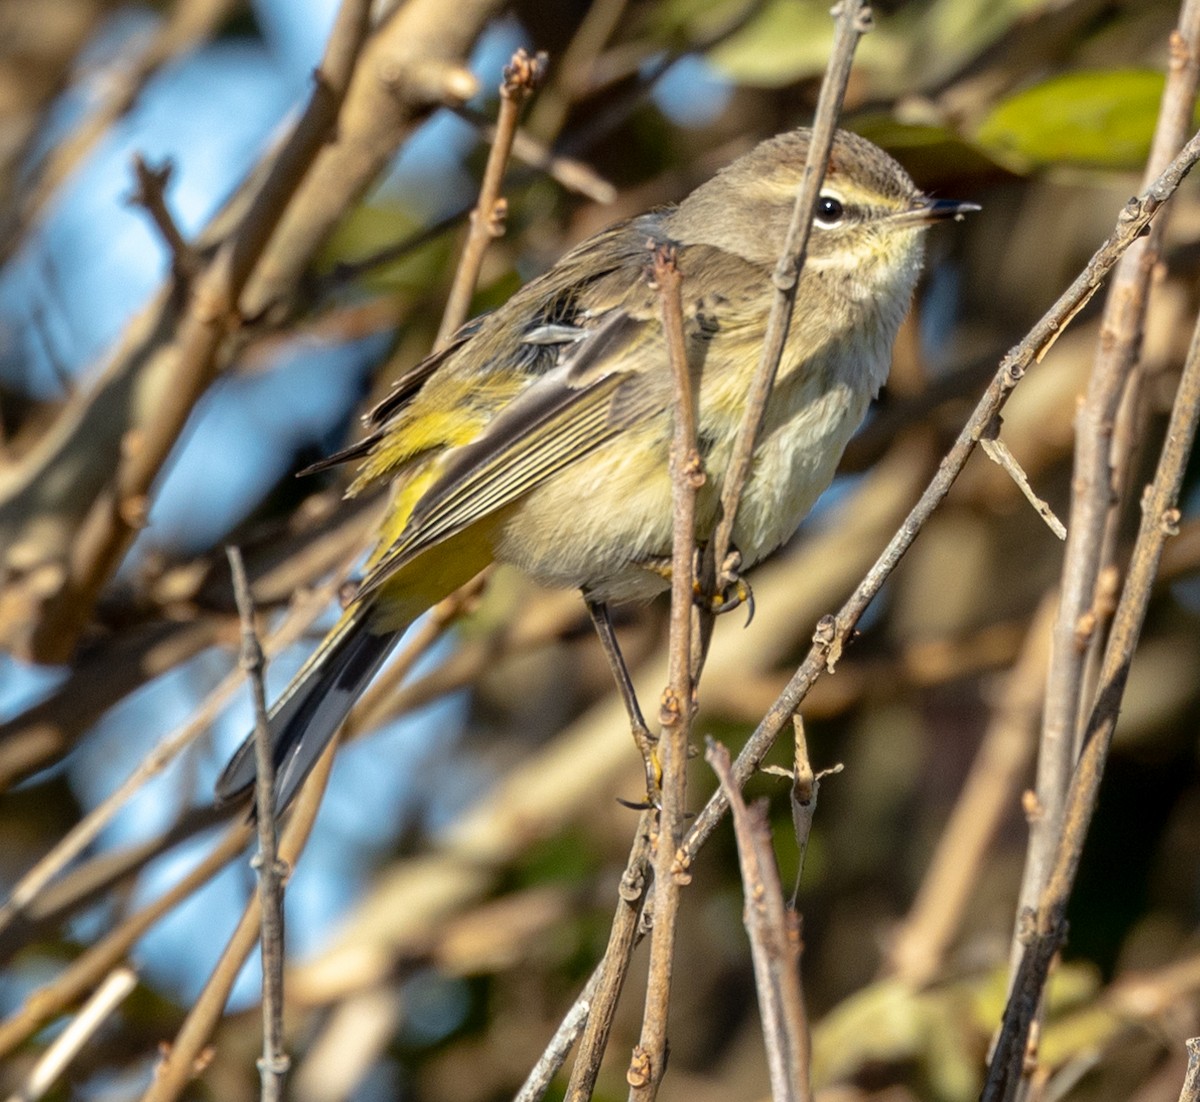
[214,602,405,812]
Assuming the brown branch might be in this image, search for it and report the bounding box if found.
[514,968,604,1102]
[0,804,229,958]
[1018,0,1200,970]
[437,48,546,345]
[563,810,654,1102]
[708,739,810,1102]
[0,572,344,940]
[677,127,1200,872]
[227,547,290,1100]
[628,242,702,1102]
[236,0,502,319]
[979,426,1065,540]
[14,0,242,251]
[983,269,1200,1102]
[127,156,199,284]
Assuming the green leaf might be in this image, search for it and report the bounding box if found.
[974,69,1170,171]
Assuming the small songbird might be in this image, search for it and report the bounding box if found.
[216,127,977,811]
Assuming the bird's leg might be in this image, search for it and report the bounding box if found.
[640,547,755,625]
[708,548,755,624]
[585,597,660,802]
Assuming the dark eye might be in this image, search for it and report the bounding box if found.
[815,194,844,225]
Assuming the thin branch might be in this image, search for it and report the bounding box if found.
[127,156,199,283]
[14,0,241,252]
[983,276,1200,1102]
[0,569,344,941]
[628,243,702,1102]
[708,740,810,1102]
[437,48,546,346]
[980,428,1066,540]
[563,810,655,1102]
[227,547,290,1101]
[140,737,338,1102]
[3,967,137,1102]
[678,127,1200,872]
[514,965,603,1102]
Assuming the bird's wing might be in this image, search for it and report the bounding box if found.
[356,307,666,598]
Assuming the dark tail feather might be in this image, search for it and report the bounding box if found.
[215,606,402,812]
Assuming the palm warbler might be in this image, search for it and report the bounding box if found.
[216,127,976,810]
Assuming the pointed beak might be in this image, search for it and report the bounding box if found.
[894,196,981,226]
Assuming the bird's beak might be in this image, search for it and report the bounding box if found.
[894,196,982,226]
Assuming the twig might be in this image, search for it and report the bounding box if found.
[564,810,654,1102]
[141,734,338,1102]
[436,48,545,346]
[227,547,290,1101]
[708,739,810,1102]
[980,425,1066,540]
[1178,1038,1200,1102]
[628,243,702,1102]
[3,966,137,1102]
[128,155,199,283]
[983,260,1200,1102]
[677,127,1200,872]
[694,0,873,678]
[1016,0,1200,986]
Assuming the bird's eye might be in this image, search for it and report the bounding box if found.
[815,195,845,226]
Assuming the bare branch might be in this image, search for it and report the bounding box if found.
[627,242,702,1102]
[695,0,874,674]
[437,48,547,346]
[127,155,199,283]
[227,546,290,1101]
[1018,0,1200,981]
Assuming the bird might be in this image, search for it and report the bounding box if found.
[215,127,977,812]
